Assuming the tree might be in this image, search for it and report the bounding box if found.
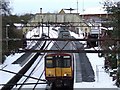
[1,0,11,16]
[103,1,120,38]
[1,0,11,63]
[102,1,120,51]
[103,1,120,87]
[1,0,34,64]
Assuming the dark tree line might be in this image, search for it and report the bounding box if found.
[103,1,120,39]
[102,1,120,86]
[1,0,11,16]
[2,0,34,63]
[2,0,11,62]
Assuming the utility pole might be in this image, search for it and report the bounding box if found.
[82,0,85,20]
[0,13,2,64]
[39,8,42,37]
[6,25,9,51]
[77,0,78,13]
[42,19,43,36]
[48,21,50,38]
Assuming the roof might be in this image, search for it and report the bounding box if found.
[80,7,107,15]
[59,9,65,14]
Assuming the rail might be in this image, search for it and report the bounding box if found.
[17,53,46,89]
[0,40,47,90]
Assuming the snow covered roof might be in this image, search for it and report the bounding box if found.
[100,27,113,30]
[58,7,107,15]
[58,9,80,14]
[14,23,24,27]
[81,7,107,15]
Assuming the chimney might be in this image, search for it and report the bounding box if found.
[40,8,42,13]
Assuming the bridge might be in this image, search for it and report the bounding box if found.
[22,13,90,35]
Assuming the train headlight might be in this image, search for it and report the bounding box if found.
[64,74,67,76]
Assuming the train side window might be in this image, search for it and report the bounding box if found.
[63,56,71,67]
[46,60,54,68]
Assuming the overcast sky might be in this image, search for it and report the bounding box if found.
[10,0,119,15]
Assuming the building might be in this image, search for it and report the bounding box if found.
[22,9,89,36]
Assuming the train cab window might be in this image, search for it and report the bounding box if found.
[63,56,71,67]
[54,55,71,67]
[56,58,62,67]
[46,60,54,68]
[63,59,71,67]
[45,56,54,68]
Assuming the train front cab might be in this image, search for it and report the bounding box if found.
[45,54,74,88]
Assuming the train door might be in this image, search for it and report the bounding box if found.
[55,55,62,77]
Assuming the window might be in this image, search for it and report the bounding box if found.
[55,56,71,68]
[63,55,71,67]
[63,59,71,67]
[46,60,53,68]
[56,58,62,67]
[45,55,71,68]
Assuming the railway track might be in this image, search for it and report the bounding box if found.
[0,37,48,90]
[0,40,94,90]
[15,54,46,90]
[0,27,95,90]
[1,53,42,90]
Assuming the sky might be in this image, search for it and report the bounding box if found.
[10,0,120,15]
[10,0,104,14]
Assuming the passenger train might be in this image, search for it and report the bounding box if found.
[45,27,74,89]
[45,53,74,88]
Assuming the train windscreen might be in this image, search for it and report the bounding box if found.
[55,56,71,68]
[63,59,71,67]
[45,56,54,68]
[45,55,71,68]
[46,60,54,68]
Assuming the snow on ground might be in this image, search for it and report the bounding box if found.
[0,27,58,89]
[26,27,58,39]
[14,55,47,88]
[74,52,117,88]
[0,64,21,84]
[26,27,58,49]
[0,27,118,89]
[71,31,117,88]
[0,53,23,88]
[1,53,24,66]
[69,31,86,44]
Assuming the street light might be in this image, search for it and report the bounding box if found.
[6,24,10,51]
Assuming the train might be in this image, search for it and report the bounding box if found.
[45,27,74,89]
[58,27,70,38]
[45,53,74,89]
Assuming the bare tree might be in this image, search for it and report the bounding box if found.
[1,0,11,16]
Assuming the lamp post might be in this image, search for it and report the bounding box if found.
[6,24,10,51]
